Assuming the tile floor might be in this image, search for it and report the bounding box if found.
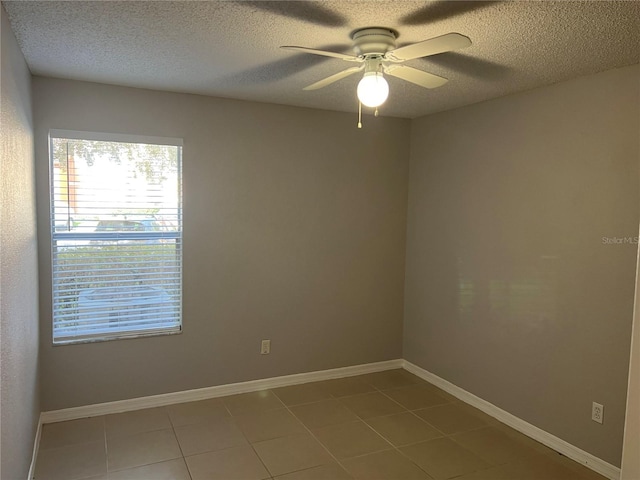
[33,369,608,480]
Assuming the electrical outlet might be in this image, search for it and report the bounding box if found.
[592,402,604,424]
[261,339,271,355]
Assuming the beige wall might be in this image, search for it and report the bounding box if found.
[621,227,640,479]
[33,77,410,411]
[0,5,40,479]
[404,65,639,467]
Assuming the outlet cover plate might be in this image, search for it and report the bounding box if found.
[592,402,604,424]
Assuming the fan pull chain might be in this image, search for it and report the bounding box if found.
[357,100,362,129]
[375,63,383,119]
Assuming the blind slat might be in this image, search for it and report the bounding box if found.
[50,134,182,344]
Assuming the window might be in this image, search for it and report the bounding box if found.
[49,130,182,344]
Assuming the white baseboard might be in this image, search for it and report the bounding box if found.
[34,358,620,480]
[403,360,621,480]
[27,413,42,480]
[39,359,403,424]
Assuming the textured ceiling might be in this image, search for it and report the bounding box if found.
[3,1,640,118]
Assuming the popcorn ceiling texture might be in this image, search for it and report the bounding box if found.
[3,0,639,118]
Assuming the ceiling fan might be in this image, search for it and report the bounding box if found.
[281,28,471,109]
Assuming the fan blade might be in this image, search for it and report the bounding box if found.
[304,66,364,90]
[385,65,448,89]
[281,46,361,62]
[385,33,471,62]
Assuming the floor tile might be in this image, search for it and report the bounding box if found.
[107,458,191,480]
[106,428,181,472]
[223,389,284,415]
[235,407,307,442]
[166,397,229,427]
[39,416,104,450]
[272,382,333,406]
[452,466,512,479]
[455,460,597,480]
[185,445,270,480]
[105,407,172,440]
[253,433,334,477]
[360,369,422,390]
[488,453,593,479]
[33,372,609,480]
[382,384,450,410]
[414,403,487,434]
[174,416,247,456]
[316,377,376,398]
[423,386,460,404]
[495,425,558,456]
[34,441,106,480]
[312,421,391,460]
[548,451,609,479]
[400,437,491,479]
[290,398,359,429]
[342,449,433,480]
[451,426,540,465]
[274,462,354,479]
[340,392,406,419]
[453,401,503,426]
[454,459,594,480]
[365,412,442,447]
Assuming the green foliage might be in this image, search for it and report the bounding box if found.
[53,138,178,183]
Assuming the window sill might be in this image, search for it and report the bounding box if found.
[52,327,182,346]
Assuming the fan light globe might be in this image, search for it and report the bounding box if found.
[357,72,389,107]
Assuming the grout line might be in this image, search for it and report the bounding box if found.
[280,398,353,476]
[269,384,392,476]
[37,369,602,480]
[217,396,260,475]
[342,392,441,478]
[163,405,194,480]
[330,373,509,479]
[104,407,193,477]
[243,391,288,479]
[274,373,441,478]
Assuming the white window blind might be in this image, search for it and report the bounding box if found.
[49,131,182,344]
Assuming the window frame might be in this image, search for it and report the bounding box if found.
[48,129,184,345]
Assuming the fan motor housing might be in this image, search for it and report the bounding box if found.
[351,27,397,56]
